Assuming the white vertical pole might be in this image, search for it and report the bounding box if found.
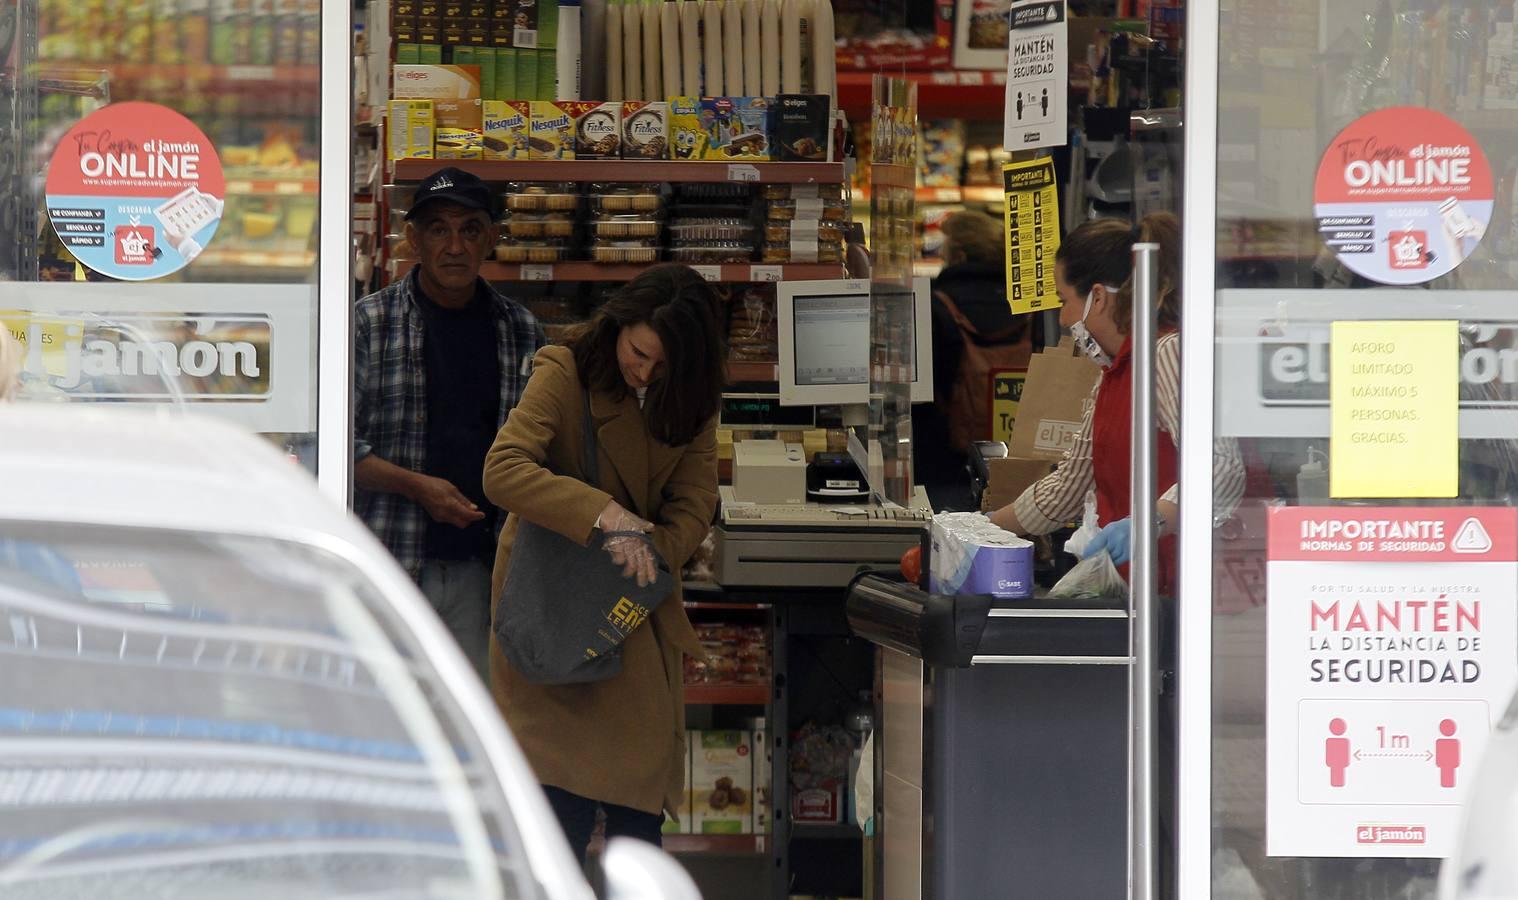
[1129,242,1160,900]
[316,0,355,505]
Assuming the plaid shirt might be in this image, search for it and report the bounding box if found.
[354,269,545,578]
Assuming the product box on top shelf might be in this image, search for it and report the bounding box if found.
[433,97,484,130]
[668,97,707,160]
[566,100,621,159]
[771,95,831,161]
[436,127,483,159]
[981,337,1100,512]
[691,731,755,834]
[621,101,669,159]
[528,101,575,159]
[483,100,531,158]
[393,64,482,99]
[700,98,771,161]
[387,100,436,160]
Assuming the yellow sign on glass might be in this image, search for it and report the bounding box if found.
[1329,320,1458,498]
[1002,158,1061,315]
[0,311,82,379]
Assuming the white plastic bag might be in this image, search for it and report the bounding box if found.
[1048,549,1128,601]
[1062,491,1101,560]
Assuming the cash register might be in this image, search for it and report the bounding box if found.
[712,279,935,588]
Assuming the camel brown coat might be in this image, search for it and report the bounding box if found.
[483,344,713,816]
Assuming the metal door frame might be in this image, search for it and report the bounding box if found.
[316,3,355,505]
[1175,0,1222,896]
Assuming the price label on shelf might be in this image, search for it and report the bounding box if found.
[520,264,554,281]
[726,164,761,183]
[749,266,784,283]
[691,265,723,282]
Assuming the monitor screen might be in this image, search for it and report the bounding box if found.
[793,292,870,387]
[776,278,932,406]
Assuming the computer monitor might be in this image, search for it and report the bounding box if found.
[776,277,935,407]
[778,279,872,406]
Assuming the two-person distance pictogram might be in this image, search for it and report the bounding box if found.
[1325,717,1461,789]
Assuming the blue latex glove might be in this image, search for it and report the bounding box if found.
[1085,518,1133,566]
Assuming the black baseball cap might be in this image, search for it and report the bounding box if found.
[405,167,497,221]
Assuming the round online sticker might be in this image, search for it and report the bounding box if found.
[1313,107,1493,286]
[46,102,225,281]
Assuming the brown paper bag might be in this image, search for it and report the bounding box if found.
[981,456,1059,511]
[1005,336,1101,461]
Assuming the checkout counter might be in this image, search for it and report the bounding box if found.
[713,436,1136,899]
[845,568,1135,898]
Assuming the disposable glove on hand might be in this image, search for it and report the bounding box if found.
[597,500,658,587]
[1084,518,1133,566]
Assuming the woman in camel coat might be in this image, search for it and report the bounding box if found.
[483,265,726,860]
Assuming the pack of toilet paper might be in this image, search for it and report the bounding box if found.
[928,512,1035,599]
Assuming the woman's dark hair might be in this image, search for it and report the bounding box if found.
[568,264,727,447]
[1054,211,1181,334]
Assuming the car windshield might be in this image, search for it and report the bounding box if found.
[0,523,540,900]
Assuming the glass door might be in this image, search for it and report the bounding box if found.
[0,0,351,500]
[1181,0,1518,895]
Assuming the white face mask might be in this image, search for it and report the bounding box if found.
[1071,285,1120,367]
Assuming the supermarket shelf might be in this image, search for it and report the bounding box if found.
[103,63,320,84]
[684,683,770,705]
[838,70,1007,121]
[396,260,843,284]
[393,159,848,185]
[963,186,1004,203]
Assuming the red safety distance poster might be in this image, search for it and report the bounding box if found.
[1266,507,1518,857]
[45,102,225,281]
[1313,106,1493,286]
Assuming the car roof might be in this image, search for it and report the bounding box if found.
[0,407,358,543]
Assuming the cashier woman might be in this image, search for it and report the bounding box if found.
[987,213,1245,594]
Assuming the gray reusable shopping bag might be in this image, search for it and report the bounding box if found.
[493,390,674,684]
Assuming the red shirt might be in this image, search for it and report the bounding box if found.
[1091,332,1180,595]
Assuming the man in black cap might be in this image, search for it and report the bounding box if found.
[353,166,544,676]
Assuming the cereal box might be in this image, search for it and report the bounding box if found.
[771,94,830,161]
[700,97,771,160]
[669,96,707,161]
[483,100,530,159]
[690,730,754,834]
[568,100,621,159]
[528,100,574,160]
[433,97,483,130]
[621,101,668,159]
[387,100,435,160]
[392,64,482,99]
[435,127,483,159]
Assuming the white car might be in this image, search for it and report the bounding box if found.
[0,407,700,900]
[1440,689,1518,900]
